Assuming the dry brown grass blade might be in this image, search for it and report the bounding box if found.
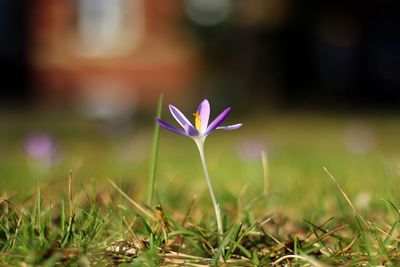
[237,183,250,221]
[181,195,197,226]
[311,224,348,244]
[340,234,360,254]
[304,217,335,240]
[323,167,369,229]
[260,224,294,253]
[261,150,269,197]
[68,170,74,218]
[108,179,157,221]
[163,251,252,267]
[372,223,400,243]
[163,252,210,267]
[164,251,208,260]
[309,224,348,256]
[272,254,330,267]
[260,216,272,226]
[10,212,23,248]
[122,216,147,250]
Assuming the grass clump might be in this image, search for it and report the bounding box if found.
[2,184,400,266]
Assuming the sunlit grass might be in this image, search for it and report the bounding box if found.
[1,111,400,265]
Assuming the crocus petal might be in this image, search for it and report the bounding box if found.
[155,118,188,137]
[216,123,242,130]
[197,99,210,133]
[169,105,194,130]
[205,107,231,135]
[184,124,200,137]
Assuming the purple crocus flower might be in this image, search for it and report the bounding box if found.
[155,99,242,140]
[155,99,242,250]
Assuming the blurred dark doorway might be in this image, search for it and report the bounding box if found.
[0,0,30,106]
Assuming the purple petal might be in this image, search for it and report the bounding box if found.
[216,123,242,130]
[197,99,210,132]
[155,118,188,137]
[205,107,231,135]
[169,105,194,130]
[184,124,200,137]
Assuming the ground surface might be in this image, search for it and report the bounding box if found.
[1,111,400,266]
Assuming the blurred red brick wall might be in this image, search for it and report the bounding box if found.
[29,0,200,110]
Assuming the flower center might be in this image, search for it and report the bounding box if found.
[193,111,201,131]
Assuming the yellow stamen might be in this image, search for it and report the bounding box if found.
[193,111,201,131]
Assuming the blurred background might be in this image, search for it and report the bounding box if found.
[1,0,400,216]
[1,0,400,111]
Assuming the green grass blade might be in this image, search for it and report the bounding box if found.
[146,94,163,206]
[60,200,65,234]
[35,186,44,246]
[224,223,242,259]
[138,216,154,237]
[383,220,399,246]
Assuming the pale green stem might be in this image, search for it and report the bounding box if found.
[194,138,224,243]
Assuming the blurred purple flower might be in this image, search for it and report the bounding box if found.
[237,139,267,161]
[155,99,242,140]
[24,133,60,164]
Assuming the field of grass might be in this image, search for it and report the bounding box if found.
[1,109,400,266]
